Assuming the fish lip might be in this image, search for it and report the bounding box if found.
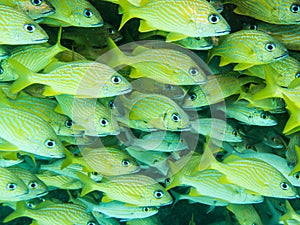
[33,38,49,43]
[36,191,49,197]
[92,22,104,27]
[120,88,133,95]
[274,52,289,60]
[216,29,231,35]
[42,9,56,16]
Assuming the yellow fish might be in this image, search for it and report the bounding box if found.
[0,108,65,158]
[223,0,300,24]
[207,30,288,71]
[226,204,264,225]
[8,59,132,98]
[0,5,48,45]
[280,200,300,224]
[0,0,55,19]
[41,0,103,27]
[105,0,230,41]
[4,201,99,225]
[78,173,173,207]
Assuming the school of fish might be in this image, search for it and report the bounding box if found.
[0,0,300,225]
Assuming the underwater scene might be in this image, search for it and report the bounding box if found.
[1,0,300,224]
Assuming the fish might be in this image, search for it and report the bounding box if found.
[126,216,163,225]
[0,0,55,19]
[118,91,191,131]
[0,151,24,167]
[208,0,223,12]
[78,173,173,207]
[7,58,132,98]
[78,199,158,220]
[7,166,48,200]
[92,211,121,225]
[41,0,104,27]
[105,38,209,85]
[244,21,300,51]
[0,167,28,201]
[105,0,230,41]
[223,0,300,24]
[207,30,288,71]
[226,204,264,225]
[0,107,65,158]
[218,100,278,126]
[61,147,140,177]
[243,56,300,87]
[181,72,243,109]
[190,118,243,142]
[4,201,100,225]
[55,95,120,136]
[0,5,48,45]
[280,200,300,224]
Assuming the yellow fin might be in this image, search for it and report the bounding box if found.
[129,68,143,78]
[3,201,27,223]
[101,195,114,203]
[219,57,231,67]
[60,148,74,170]
[233,63,254,71]
[290,145,300,175]
[166,32,187,42]
[139,20,156,33]
[54,104,64,114]
[118,1,133,30]
[282,93,300,134]
[0,141,19,151]
[43,86,62,96]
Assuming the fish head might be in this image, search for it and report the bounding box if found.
[275,180,298,198]
[277,1,300,24]
[71,3,104,27]
[102,23,123,43]
[18,19,49,44]
[147,185,173,206]
[163,108,190,131]
[0,60,19,81]
[257,36,288,62]
[41,137,66,158]
[254,111,278,126]
[53,117,84,137]
[20,0,56,19]
[100,73,132,97]
[182,85,208,109]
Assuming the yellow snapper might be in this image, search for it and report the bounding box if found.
[0,0,55,19]
[207,30,288,71]
[243,56,300,87]
[0,108,65,158]
[41,0,103,27]
[61,147,139,176]
[0,5,48,45]
[8,59,132,98]
[223,0,300,24]
[106,38,208,85]
[7,166,48,200]
[244,21,300,51]
[226,204,264,225]
[105,0,230,41]
[181,72,242,109]
[55,95,120,136]
[4,201,99,225]
[78,173,173,207]
[201,150,298,198]
[78,198,158,220]
[0,167,28,201]
[118,91,190,131]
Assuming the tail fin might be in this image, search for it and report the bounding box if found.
[8,58,35,93]
[60,148,75,170]
[77,172,98,197]
[3,201,28,223]
[280,200,296,222]
[198,138,220,171]
[289,145,300,176]
[50,26,70,55]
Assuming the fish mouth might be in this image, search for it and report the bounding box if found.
[120,88,133,95]
[33,38,49,43]
[36,191,49,197]
[42,9,56,16]
[216,29,231,35]
[92,22,104,27]
[274,52,289,60]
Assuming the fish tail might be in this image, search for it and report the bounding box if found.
[280,200,296,222]
[117,1,133,30]
[77,172,99,196]
[197,139,220,171]
[3,201,28,223]
[8,58,35,94]
[252,73,282,100]
[60,148,75,170]
[103,37,127,68]
[53,27,69,54]
[289,145,300,175]
[169,190,183,208]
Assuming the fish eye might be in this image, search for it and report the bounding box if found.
[165,84,174,90]
[195,37,201,40]
[64,119,73,128]
[295,72,300,78]
[100,118,108,127]
[44,139,56,148]
[208,14,220,24]
[165,178,171,184]
[111,76,122,84]
[280,182,289,190]
[107,27,115,34]
[260,113,268,119]
[83,9,93,18]
[171,113,181,122]
[31,0,42,6]
[108,101,115,109]
[293,172,300,179]
[232,130,238,136]
[265,43,276,52]
[6,183,17,191]
[154,190,164,199]
[189,67,199,76]
[91,172,98,175]
[0,66,4,74]
[249,24,257,30]
[189,93,197,101]
[143,207,149,212]
[29,181,38,189]
[122,159,130,167]
[246,144,253,149]
[87,222,96,225]
[24,24,36,33]
[290,4,300,13]
[27,203,34,209]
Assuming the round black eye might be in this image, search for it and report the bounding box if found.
[154,190,164,199]
[92,172,98,175]
[7,183,17,190]
[189,67,199,76]
[165,178,171,184]
[122,159,130,167]
[295,72,300,78]
[111,76,121,84]
[261,113,267,119]
[24,24,36,33]
[165,84,173,90]
[107,27,115,34]
[280,182,289,190]
[27,203,34,209]
[83,9,93,18]
[0,66,4,74]
[232,130,238,136]
[31,0,42,6]
[44,139,56,148]
[291,4,300,13]
[29,181,38,189]
[189,93,197,101]
[100,118,108,127]
[208,14,220,23]
[195,37,201,40]
[294,172,300,179]
[144,207,149,212]
[249,24,257,30]
[245,144,252,149]
[109,101,115,109]
[64,119,73,128]
[87,222,96,225]
[171,113,181,122]
[265,43,276,52]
